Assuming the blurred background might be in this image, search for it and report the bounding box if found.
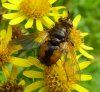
[0,0,100,92]
[54,0,100,91]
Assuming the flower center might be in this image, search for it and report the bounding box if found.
[0,50,11,66]
[0,39,11,66]
[0,81,23,92]
[44,61,79,92]
[70,28,82,50]
[20,0,51,19]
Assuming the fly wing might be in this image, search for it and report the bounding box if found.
[9,31,48,50]
[64,41,81,82]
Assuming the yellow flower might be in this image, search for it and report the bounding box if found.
[71,15,94,59]
[0,26,33,78]
[23,56,92,92]
[2,0,65,31]
[0,65,26,92]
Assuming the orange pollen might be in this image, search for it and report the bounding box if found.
[20,0,51,19]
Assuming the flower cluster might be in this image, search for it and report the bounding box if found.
[0,0,94,92]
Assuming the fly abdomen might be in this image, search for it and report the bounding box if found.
[38,41,63,66]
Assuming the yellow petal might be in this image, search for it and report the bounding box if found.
[2,3,19,10]
[8,0,22,5]
[49,0,56,4]
[49,13,60,22]
[80,32,88,37]
[11,44,23,54]
[39,87,48,92]
[1,0,7,3]
[79,48,94,59]
[0,29,6,39]
[73,14,81,28]
[9,15,26,25]
[57,59,63,66]
[81,75,92,81]
[51,6,66,10]
[10,65,18,80]
[23,70,44,78]
[24,81,45,92]
[62,11,68,18]
[36,19,43,31]
[28,56,45,70]
[2,65,10,79]
[81,44,93,50]
[18,80,26,86]
[6,26,12,43]
[3,12,21,19]
[25,18,33,28]
[10,57,32,67]
[79,61,91,70]
[42,16,54,28]
[49,13,60,17]
[76,54,82,60]
[73,84,89,92]
[50,6,66,19]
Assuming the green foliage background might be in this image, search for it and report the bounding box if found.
[0,0,100,92]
